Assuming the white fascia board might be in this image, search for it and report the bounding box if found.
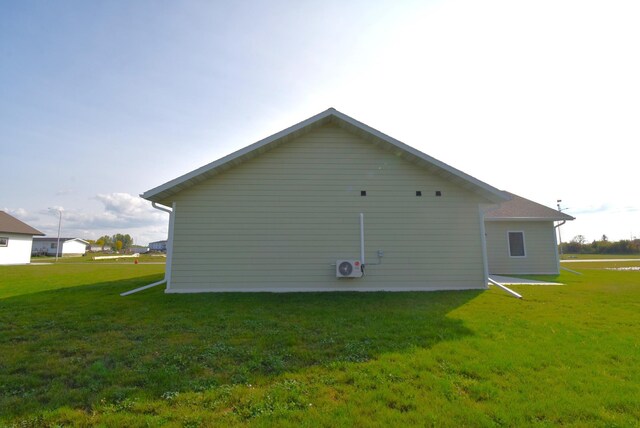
[141,108,336,202]
[485,217,575,222]
[142,107,509,204]
[330,110,508,204]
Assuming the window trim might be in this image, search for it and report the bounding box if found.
[0,237,7,247]
[507,231,526,258]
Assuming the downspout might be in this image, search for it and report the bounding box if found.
[360,213,365,266]
[121,202,173,296]
[554,219,567,268]
[479,205,490,289]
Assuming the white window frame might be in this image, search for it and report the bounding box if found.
[508,231,526,258]
[0,237,7,247]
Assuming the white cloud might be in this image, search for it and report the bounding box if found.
[7,193,169,245]
[2,207,40,222]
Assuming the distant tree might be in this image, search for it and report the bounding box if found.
[115,240,123,252]
[572,235,587,245]
[96,235,113,251]
[112,234,133,251]
[563,234,640,255]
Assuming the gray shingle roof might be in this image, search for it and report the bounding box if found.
[485,192,575,221]
[0,211,45,236]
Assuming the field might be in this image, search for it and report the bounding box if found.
[1,260,639,427]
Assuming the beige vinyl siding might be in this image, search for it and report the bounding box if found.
[485,221,560,275]
[167,124,488,292]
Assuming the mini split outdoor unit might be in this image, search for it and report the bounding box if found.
[336,260,363,278]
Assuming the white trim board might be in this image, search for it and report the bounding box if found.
[142,108,508,205]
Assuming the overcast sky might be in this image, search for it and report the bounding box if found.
[1,0,638,245]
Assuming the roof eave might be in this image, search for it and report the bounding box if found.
[142,108,510,204]
[485,215,575,222]
[0,230,45,236]
[329,109,508,204]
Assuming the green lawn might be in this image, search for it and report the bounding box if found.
[561,253,640,260]
[1,261,639,427]
[31,253,166,264]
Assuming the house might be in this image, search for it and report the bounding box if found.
[0,211,44,265]
[129,245,149,254]
[148,240,167,252]
[32,237,89,257]
[484,192,574,275]
[141,108,517,293]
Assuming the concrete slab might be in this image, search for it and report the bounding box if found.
[489,275,562,285]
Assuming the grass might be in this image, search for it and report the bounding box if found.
[1,261,639,426]
[561,253,640,260]
[31,253,166,264]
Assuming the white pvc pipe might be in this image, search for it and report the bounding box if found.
[359,213,365,264]
[120,279,167,296]
[561,266,583,275]
[94,254,139,260]
[488,277,523,299]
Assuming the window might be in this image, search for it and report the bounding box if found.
[508,232,526,257]
[0,237,7,247]
[50,243,57,249]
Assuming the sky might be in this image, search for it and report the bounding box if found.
[1,0,638,245]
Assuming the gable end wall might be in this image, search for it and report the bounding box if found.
[168,125,488,292]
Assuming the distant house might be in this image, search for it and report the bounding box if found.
[149,240,167,252]
[129,245,149,254]
[32,237,89,257]
[484,192,574,275]
[0,211,44,265]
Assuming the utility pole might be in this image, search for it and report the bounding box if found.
[557,200,563,258]
[49,208,63,262]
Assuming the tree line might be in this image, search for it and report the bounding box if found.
[86,234,134,252]
[561,235,640,255]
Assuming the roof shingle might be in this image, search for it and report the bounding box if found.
[0,211,45,236]
[485,192,575,221]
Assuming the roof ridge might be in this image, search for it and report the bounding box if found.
[141,108,509,205]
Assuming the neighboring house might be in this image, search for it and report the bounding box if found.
[129,245,149,253]
[89,245,104,252]
[0,211,44,265]
[484,192,574,275]
[149,240,167,252]
[141,108,515,293]
[32,237,89,257]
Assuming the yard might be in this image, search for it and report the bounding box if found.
[1,260,638,427]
